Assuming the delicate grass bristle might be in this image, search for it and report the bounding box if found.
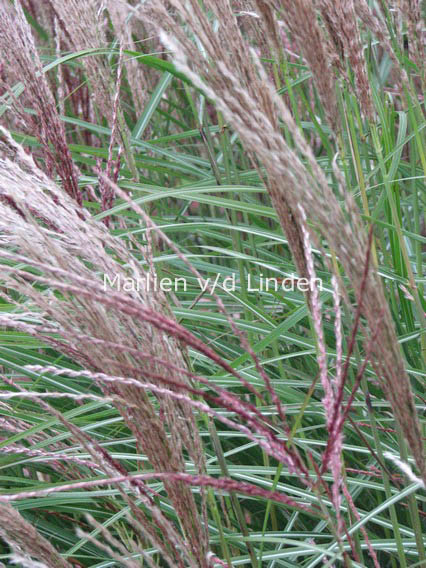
[0,2,424,567]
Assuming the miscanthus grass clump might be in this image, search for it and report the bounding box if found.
[0,1,424,566]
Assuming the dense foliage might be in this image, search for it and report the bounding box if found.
[0,1,424,567]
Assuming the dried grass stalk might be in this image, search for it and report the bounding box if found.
[142,0,425,483]
[49,0,115,123]
[1,374,196,568]
[317,0,374,119]
[106,0,150,115]
[274,0,340,131]
[0,131,209,565]
[0,504,72,568]
[0,1,81,203]
[48,0,139,177]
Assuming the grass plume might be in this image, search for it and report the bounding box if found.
[0,2,424,566]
